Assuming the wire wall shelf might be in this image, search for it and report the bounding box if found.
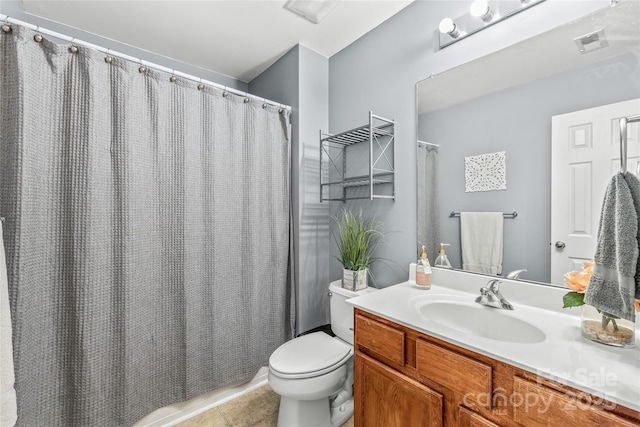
[320,111,395,202]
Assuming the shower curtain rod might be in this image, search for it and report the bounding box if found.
[0,14,292,112]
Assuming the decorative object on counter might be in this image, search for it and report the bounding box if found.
[581,304,635,348]
[464,151,506,193]
[581,159,640,347]
[433,243,452,269]
[416,245,432,289]
[562,261,637,348]
[332,209,382,291]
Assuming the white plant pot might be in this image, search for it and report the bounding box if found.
[342,269,368,291]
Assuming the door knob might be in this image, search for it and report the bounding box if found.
[555,241,566,250]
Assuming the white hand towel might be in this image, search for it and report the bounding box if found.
[0,222,17,427]
[460,212,504,275]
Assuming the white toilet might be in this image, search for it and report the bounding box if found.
[268,280,377,427]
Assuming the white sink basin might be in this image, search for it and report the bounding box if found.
[419,301,546,344]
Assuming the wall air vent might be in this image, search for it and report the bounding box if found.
[574,29,609,54]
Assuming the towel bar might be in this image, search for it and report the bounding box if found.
[620,113,640,173]
[449,211,517,218]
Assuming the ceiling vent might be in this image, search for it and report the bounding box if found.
[283,0,341,24]
[574,29,609,54]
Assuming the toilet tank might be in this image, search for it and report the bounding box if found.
[329,280,378,345]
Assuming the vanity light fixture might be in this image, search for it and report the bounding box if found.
[439,0,546,49]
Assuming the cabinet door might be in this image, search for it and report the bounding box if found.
[355,352,443,427]
[416,339,492,408]
[458,406,500,427]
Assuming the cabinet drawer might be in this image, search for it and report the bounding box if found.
[513,377,637,427]
[355,314,404,365]
[458,406,499,427]
[416,339,492,407]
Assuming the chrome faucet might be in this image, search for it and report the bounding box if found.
[505,269,527,280]
[475,279,514,310]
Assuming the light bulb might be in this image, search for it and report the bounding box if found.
[470,0,488,16]
[470,0,493,22]
[438,18,460,38]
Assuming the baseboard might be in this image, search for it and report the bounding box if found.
[134,366,269,427]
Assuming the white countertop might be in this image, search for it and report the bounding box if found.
[346,270,640,412]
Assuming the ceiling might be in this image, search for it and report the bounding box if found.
[20,0,413,83]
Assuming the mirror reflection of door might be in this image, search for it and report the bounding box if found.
[551,98,640,285]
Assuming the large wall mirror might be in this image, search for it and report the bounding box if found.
[417,1,640,286]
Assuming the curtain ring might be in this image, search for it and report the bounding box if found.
[1,16,12,33]
[69,38,78,53]
[197,78,205,91]
[262,99,268,109]
[244,97,250,104]
[104,48,113,64]
[138,59,146,73]
[34,26,43,42]
[278,104,284,114]
[169,70,177,83]
[222,87,229,98]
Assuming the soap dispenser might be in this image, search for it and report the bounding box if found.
[434,243,452,269]
[416,245,432,289]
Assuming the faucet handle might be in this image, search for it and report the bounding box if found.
[475,287,488,304]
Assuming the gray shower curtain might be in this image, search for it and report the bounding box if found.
[0,26,294,426]
[417,144,440,260]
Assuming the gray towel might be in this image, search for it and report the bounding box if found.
[584,172,640,322]
[624,172,640,301]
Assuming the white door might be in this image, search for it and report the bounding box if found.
[551,99,640,286]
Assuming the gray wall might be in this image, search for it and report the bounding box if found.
[250,45,330,334]
[328,0,611,287]
[419,51,640,284]
[0,0,245,91]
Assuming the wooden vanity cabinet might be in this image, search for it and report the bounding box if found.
[353,308,640,427]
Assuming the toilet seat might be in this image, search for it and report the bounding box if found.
[269,332,352,379]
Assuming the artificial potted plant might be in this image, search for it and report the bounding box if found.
[333,209,381,291]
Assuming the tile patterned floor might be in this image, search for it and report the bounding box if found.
[177,385,354,427]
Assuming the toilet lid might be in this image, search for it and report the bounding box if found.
[269,332,352,378]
